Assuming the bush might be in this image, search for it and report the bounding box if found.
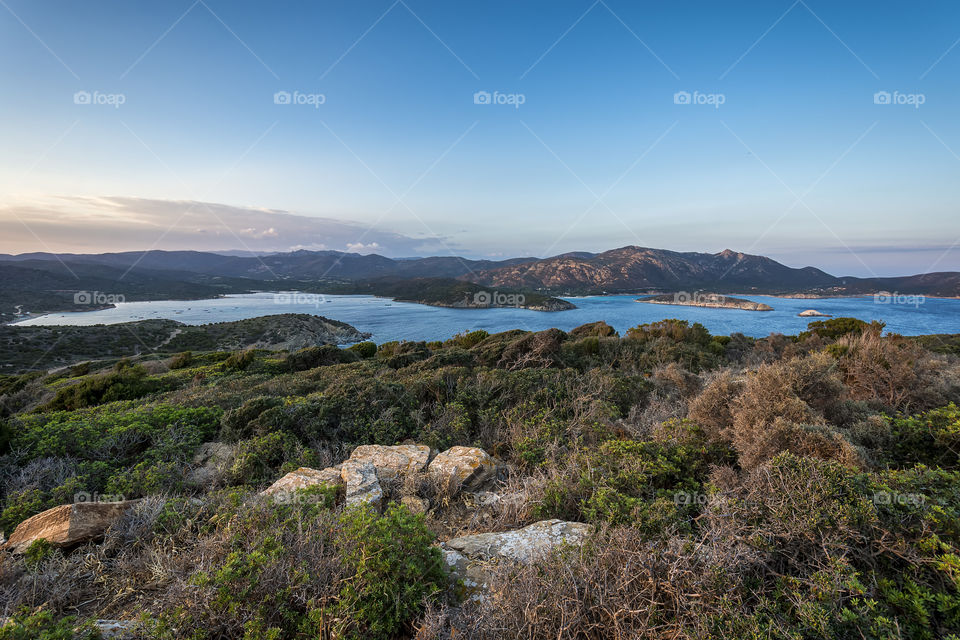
[222,349,255,371]
[42,364,167,411]
[285,345,357,372]
[347,341,376,358]
[331,504,447,639]
[0,610,98,640]
[802,317,882,340]
[730,352,847,468]
[144,495,445,640]
[448,329,489,349]
[219,395,283,442]
[537,437,731,534]
[167,351,193,370]
[833,329,947,412]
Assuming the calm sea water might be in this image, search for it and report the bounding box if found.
[12,292,960,343]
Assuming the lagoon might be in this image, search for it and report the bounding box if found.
[13,292,960,343]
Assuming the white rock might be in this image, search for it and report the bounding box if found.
[340,460,383,508]
[261,466,342,503]
[440,519,593,593]
[349,444,432,479]
[428,446,497,492]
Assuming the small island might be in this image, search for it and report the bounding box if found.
[798,309,832,317]
[316,277,576,312]
[636,293,773,311]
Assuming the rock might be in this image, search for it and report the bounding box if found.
[798,309,832,317]
[94,620,139,639]
[262,466,343,502]
[401,496,431,515]
[440,519,593,592]
[2,501,140,553]
[349,444,432,479]
[186,442,235,487]
[340,460,383,508]
[429,446,497,492]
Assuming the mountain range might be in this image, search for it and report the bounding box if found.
[1,246,957,321]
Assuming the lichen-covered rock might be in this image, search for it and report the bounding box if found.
[186,442,235,487]
[340,460,383,508]
[350,444,432,479]
[440,519,593,592]
[428,446,497,492]
[261,466,342,502]
[94,620,139,639]
[2,501,141,553]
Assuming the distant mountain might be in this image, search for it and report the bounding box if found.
[460,246,960,297]
[1,246,957,322]
[461,247,839,293]
[0,250,538,281]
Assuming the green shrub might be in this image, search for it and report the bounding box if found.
[285,345,357,372]
[167,351,193,369]
[0,610,99,640]
[219,395,284,442]
[449,329,489,349]
[346,341,377,358]
[537,436,731,534]
[23,538,55,570]
[222,349,255,371]
[330,504,446,640]
[802,317,884,340]
[42,364,167,411]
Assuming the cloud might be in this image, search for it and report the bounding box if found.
[345,242,382,254]
[0,196,447,257]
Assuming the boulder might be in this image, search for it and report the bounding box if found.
[340,460,383,508]
[349,444,432,479]
[3,501,140,553]
[186,442,235,487]
[441,520,592,593]
[262,466,343,502]
[429,446,497,492]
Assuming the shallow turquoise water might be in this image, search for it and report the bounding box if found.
[13,292,960,343]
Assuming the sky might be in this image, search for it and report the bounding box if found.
[1,0,959,277]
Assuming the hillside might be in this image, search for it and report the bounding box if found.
[2,317,960,638]
[0,314,369,373]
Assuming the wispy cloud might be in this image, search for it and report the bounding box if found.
[0,196,449,257]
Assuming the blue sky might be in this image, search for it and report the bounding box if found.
[1,0,959,276]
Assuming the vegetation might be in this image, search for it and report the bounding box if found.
[2,316,960,639]
[315,276,576,310]
[0,313,368,373]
